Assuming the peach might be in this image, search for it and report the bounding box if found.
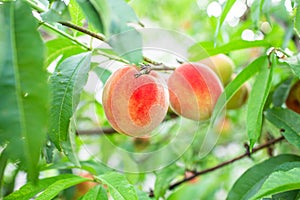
[102,66,169,136]
[198,54,235,85]
[167,63,223,121]
[286,80,300,114]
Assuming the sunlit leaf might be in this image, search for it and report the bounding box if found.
[247,56,272,149]
[211,56,266,124]
[295,5,300,37]
[69,0,85,27]
[250,165,300,200]
[227,154,300,200]
[75,0,104,33]
[0,1,48,182]
[45,38,86,68]
[189,40,269,61]
[4,174,86,200]
[81,185,108,200]
[265,107,300,149]
[215,0,235,40]
[35,175,89,200]
[95,172,138,200]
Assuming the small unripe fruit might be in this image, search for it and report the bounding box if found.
[286,80,300,114]
[167,63,223,121]
[227,83,250,110]
[198,54,235,85]
[102,66,169,137]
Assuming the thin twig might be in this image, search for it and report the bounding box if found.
[168,135,285,190]
[76,128,116,135]
[59,21,106,42]
[59,21,176,70]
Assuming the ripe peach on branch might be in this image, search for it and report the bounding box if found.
[102,66,169,136]
[167,63,223,121]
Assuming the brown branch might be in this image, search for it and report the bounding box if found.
[58,21,176,70]
[59,21,106,41]
[76,127,117,135]
[168,135,285,190]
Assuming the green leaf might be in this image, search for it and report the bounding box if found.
[136,189,152,200]
[265,107,300,149]
[272,190,300,200]
[227,154,300,200]
[45,38,86,68]
[75,0,104,33]
[211,56,266,124]
[35,175,90,200]
[49,52,91,162]
[272,77,293,107]
[247,56,272,149]
[250,0,262,28]
[154,165,184,198]
[250,167,300,200]
[188,40,269,61]
[0,148,8,190]
[295,5,300,37]
[106,0,140,35]
[81,185,108,200]
[284,54,300,79]
[215,0,235,40]
[93,66,112,85]
[4,174,85,200]
[108,26,143,64]
[69,0,85,27]
[95,172,138,200]
[0,1,48,181]
[41,0,70,22]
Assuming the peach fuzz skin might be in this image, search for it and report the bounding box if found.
[102,66,169,137]
[167,63,223,121]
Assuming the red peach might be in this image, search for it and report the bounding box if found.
[102,66,169,136]
[167,63,223,121]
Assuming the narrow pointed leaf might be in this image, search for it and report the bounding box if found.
[95,172,138,200]
[272,77,293,107]
[35,175,89,200]
[76,0,105,33]
[250,166,300,200]
[247,56,272,149]
[214,0,235,39]
[4,174,84,200]
[295,5,300,37]
[211,56,266,123]
[0,1,48,181]
[81,185,108,200]
[227,154,300,200]
[265,107,300,149]
[49,52,91,164]
[188,40,269,61]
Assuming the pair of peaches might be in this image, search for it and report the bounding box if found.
[102,54,248,137]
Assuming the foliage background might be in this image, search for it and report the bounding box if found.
[0,0,300,199]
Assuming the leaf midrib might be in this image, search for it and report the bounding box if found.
[57,56,86,142]
[10,2,31,164]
